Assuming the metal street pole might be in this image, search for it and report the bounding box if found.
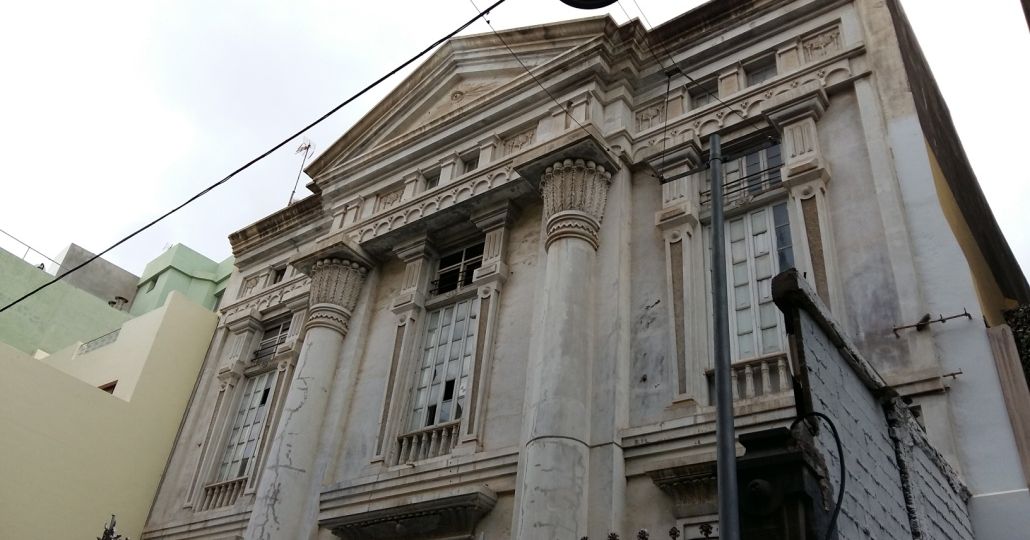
[709,133,740,540]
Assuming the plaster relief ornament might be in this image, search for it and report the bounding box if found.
[802,28,841,62]
[501,129,535,156]
[376,187,404,212]
[450,90,465,102]
[636,103,666,131]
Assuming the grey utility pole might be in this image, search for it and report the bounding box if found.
[709,133,741,540]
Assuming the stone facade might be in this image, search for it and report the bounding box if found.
[143,1,1030,539]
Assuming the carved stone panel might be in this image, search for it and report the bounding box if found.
[801,27,841,63]
[636,103,667,132]
[501,128,535,156]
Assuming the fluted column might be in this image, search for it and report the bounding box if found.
[516,159,612,540]
[245,257,368,540]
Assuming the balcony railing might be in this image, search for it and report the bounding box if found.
[78,329,121,356]
[197,476,247,511]
[705,354,792,406]
[699,164,782,209]
[393,420,461,465]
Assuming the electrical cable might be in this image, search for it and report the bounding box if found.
[467,0,611,154]
[790,411,846,540]
[0,0,509,315]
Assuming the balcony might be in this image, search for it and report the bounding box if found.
[197,476,247,511]
[705,353,792,406]
[393,420,461,465]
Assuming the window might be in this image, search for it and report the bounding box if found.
[707,202,794,361]
[253,316,291,364]
[408,297,479,431]
[461,153,479,174]
[690,79,719,109]
[215,369,279,482]
[270,267,287,285]
[423,169,441,191]
[430,242,484,294]
[745,56,777,87]
[707,143,782,206]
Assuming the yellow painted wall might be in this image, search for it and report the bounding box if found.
[926,142,1016,326]
[0,292,217,540]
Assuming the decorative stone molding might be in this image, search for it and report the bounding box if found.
[501,127,535,157]
[636,102,667,132]
[221,276,311,319]
[539,158,613,250]
[307,258,369,335]
[391,236,436,313]
[324,489,497,540]
[764,86,830,185]
[801,26,841,63]
[649,462,718,518]
[471,202,518,284]
[375,187,405,213]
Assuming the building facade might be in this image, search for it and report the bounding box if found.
[143,1,1030,538]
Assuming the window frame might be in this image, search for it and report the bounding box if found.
[744,55,777,87]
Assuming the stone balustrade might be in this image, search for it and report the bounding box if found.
[705,354,791,405]
[393,420,461,464]
[197,476,247,511]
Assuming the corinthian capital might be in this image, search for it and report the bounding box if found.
[539,158,613,250]
[307,258,368,335]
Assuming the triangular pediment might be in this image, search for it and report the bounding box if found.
[308,16,617,179]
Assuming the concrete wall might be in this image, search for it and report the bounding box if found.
[56,242,139,308]
[0,292,217,540]
[0,246,131,355]
[130,244,234,316]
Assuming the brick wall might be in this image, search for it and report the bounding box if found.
[774,270,973,540]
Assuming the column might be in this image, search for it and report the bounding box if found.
[245,255,369,540]
[515,158,613,540]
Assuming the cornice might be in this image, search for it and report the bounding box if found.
[228,194,325,258]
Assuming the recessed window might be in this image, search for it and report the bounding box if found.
[270,267,287,285]
[216,370,279,482]
[431,242,484,295]
[745,56,777,87]
[253,316,291,364]
[423,169,441,191]
[461,153,479,174]
[690,79,719,109]
[408,297,479,432]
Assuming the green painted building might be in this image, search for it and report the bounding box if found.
[0,248,132,355]
[130,244,234,316]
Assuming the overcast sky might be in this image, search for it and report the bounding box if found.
[0,0,1026,280]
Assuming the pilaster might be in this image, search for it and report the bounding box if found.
[764,87,840,309]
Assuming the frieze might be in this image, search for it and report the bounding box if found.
[802,27,841,63]
[375,187,404,213]
[632,53,856,164]
[501,128,535,156]
[222,276,311,318]
[636,102,666,132]
[348,162,518,244]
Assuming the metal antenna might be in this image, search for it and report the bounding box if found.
[289,139,314,205]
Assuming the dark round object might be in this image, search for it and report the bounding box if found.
[559,0,619,9]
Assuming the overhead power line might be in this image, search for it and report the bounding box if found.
[467,0,610,154]
[0,0,508,315]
